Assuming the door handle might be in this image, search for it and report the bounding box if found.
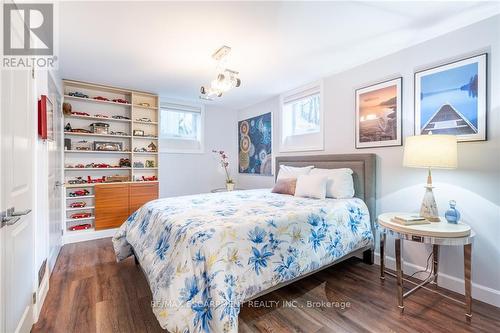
[1,216,21,228]
[11,209,32,217]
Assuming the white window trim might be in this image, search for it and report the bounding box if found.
[160,100,205,154]
[279,80,325,152]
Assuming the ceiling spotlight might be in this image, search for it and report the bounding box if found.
[200,46,241,99]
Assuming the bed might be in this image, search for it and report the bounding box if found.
[113,153,376,333]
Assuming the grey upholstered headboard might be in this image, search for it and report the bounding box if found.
[275,154,376,225]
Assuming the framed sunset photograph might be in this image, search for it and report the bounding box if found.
[355,77,402,148]
[414,53,487,142]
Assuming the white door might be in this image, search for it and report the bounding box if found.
[47,74,63,271]
[0,67,36,333]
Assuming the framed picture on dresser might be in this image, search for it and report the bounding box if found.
[414,53,487,142]
[355,77,402,148]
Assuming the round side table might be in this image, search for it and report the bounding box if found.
[377,212,475,322]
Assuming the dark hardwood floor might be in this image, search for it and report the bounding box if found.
[33,238,500,333]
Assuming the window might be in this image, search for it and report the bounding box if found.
[160,102,204,153]
[280,82,324,152]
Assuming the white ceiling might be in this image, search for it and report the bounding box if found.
[59,1,500,109]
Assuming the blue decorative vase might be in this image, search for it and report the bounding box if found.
[445,200,461,224]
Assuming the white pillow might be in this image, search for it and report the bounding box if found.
[310,168,355,199]
[276,165,314,181]
[294,174,328,199]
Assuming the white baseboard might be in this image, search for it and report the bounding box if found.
[375,252,500,308]
[63,228,117,244]
[33,264,50,323]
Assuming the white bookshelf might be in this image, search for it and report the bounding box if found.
[62,79,159,242]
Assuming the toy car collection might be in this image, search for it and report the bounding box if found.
[94,141,122,151]
[136,117,152,122]
[69,223,92,231]
[68,189,90,197]
[133,129,145,136]
[93,96,110,101]
[110,131,129,136]
[145,160,155,168]
[112,98,129,104]
[138,102,151,107]
[70,212,92,219]
[133,161,144,168]
[141,175,158,181]
[68,91,89,98]
[69,201,87,208]
[71,111,90,117]
[68,177,87,184]
[87,176,106,183]
[112,115,130,120]
[94,114,109,118]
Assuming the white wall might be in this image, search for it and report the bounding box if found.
[236,16,500,306]
[159,105,238,197]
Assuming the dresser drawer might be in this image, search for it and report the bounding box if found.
[95,183,130,230]
[129,183,159,214]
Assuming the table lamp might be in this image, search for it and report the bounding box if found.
[403,134,457,222]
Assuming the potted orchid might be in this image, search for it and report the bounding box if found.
[213,150,234,191]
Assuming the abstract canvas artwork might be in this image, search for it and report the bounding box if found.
[415,53,487,142]
[239,112,272,175]
[355,77,402,148]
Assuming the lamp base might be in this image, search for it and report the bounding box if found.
[420,186,440,222]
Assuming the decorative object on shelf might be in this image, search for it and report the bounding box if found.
[238,112,272,175]
[70,212,92,219]
[87,176,106,183]
[94,141,122,151]
[200,45,241,100]
[69,223,92,231]
[141,175,158,181]
[445,200,461,224]
[68,177,87,184]
[138,102,150,107]
[38,94,54,141]
[63,102,72,115]
[90,122,110,134]
[68,91,89,98]
[145,160,155,168]
[64,138,72,151]
[68,189,90,197]
[133,129,145,136]
[355,77,402,148]
[403,134,458,222]
[119,158,131,167]
[136,117,152,122]
[110,131,128,136]
[112,115,130,120]
[415,53,487,142]
[213,150,235,191]
[74,140,92,151]
[105,175,129,183]
[93,96,109,101]
[112,98,129,104]
[65,122,72,131]
[71,111,90,116]
[94,114,109,118]
[133,161,144,168]
[148,142,157,152]
[69,201,87,208]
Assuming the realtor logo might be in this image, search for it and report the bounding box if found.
[3,3,53,56]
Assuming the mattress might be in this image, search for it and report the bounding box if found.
[113,189,373,333]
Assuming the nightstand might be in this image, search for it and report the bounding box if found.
[377,212,475,322]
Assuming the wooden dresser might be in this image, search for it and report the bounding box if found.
[95,182,158,230]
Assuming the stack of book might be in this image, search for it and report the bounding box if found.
[391,214,430,225]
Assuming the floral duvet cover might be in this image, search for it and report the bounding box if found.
[113,189,373,333]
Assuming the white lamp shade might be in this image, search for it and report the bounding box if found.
[403,134,458,169]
